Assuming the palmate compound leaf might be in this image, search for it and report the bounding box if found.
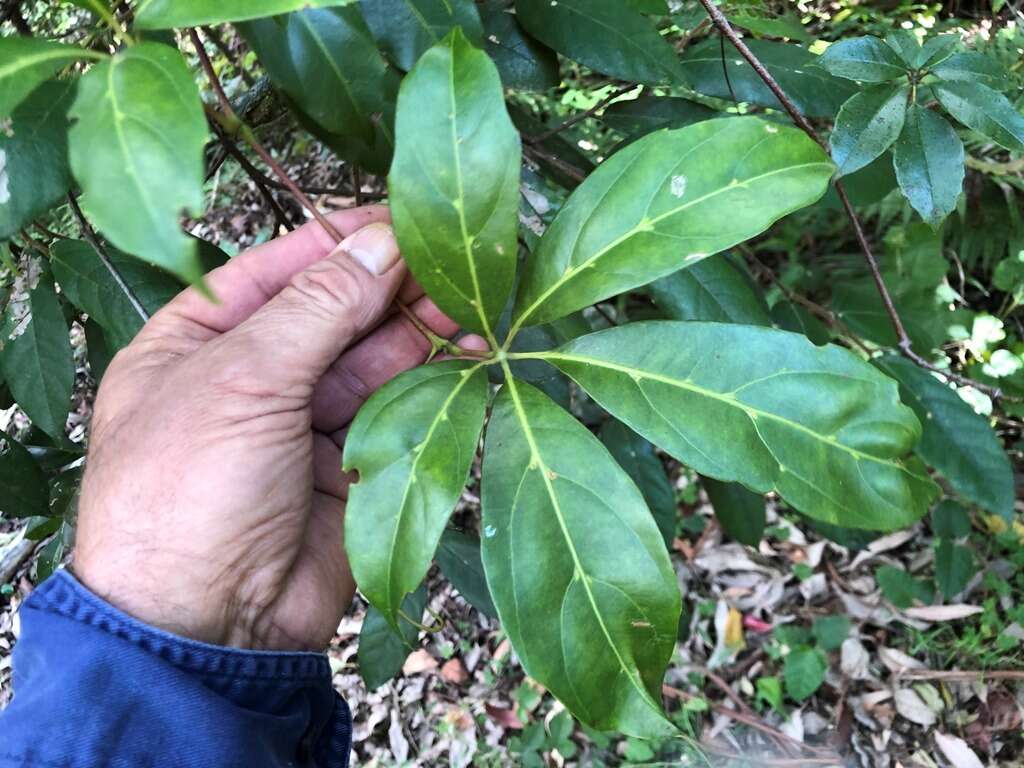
[134,0,355,29]
[388,28,520,340]
[343,361,489,628]
[482,375,680,738]
[68,43,208,283]
[530,322,939,530]
[510,117,834,330]
[0,38,104,118]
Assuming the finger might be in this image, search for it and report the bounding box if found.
[213,222,406,388]
[311,294,461,434]
[140,205,392,343]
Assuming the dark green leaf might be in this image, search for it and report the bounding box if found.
[0,79,76,240]
[729,10,810,41]
[51,240,181,350]
[830,85,908,176]
[932,52,1007,90]
[784,646,826,701]
[934,539,973,599]
[876,564,934,608]
[239,7,400,174]
[817,151,898,210]
[508,104,594,188]
[770,301,830,345]
[874,355,1013,520]
[134,0,353,29]
[933,81,1024,152]
[931,499,971,539]
[811,615,850,651]
[600,419,677,546]
[68,43,208,283]
[680,39,857,118]
[344,360,488,627]
[917,35,959,69]
[482,377,680,737]
[512,117,833,328]
[389,29,520,338]
[819,36,909,82]
[84,319,114,383]
[0,430,49,518]
[650,255,772,326]
[35,529,66,580]
[480,1,559,91]
[515,0,684,85]
[436,529,497,617]
[893,105,964,228]
[884,30,921,68]
[360,0,484,71]
[358,586,427,689]
[0,271,74,442]
[540,322,938,530]
[600,95,717,139]
[625,0,668,12]
[0,38,102,118]
[703,477,765,546]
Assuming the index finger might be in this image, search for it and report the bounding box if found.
[140,205,392,342]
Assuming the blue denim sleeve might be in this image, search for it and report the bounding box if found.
[0,570,351,768]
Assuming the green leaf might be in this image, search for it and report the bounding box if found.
[783,646,827,701]
[240,8,400,174]
[771,301,831,345]
[0,430,49,519]
[600,95,717,140]
[679,39,857,118]
[360,0,484,71]
[650,255,772,327]
[893,105,964,228]
[512,117,833,329]
[886,32,958,70]
[600,419,677,546]
[358,586,427,689]
[344,360,488,627]
[934,539,973,599]
[84,319,114,383]
[703,477,765,547]
[436,529,497,617]
[876,564,934,608]
[514,0,684,85]
[817,151,898,210]
[884,30,921,68]
[388,29,520,338]
[51,240,180,350]
[811,615,850,651]
[68,43,208,283]
[932,52,1007,90]
[0,38,103,118]
[931,499,971,539]
[874,355,1013,521]
[625,0,668,12]
[0,79,76,240]
[0,271,74,443]
[830,85,908,176]
[480,1,559,91]
[482,376,680,738]
[134,0,355,29]
[539,322,938,530]
[819,36,909,82]
[730,10,810,41]
[933,81,1024,152]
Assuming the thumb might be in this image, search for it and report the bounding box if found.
[220,221,406,387]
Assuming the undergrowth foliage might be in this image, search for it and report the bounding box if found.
[1,0,1022,739]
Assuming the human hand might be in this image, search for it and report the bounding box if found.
[73,206,484,651]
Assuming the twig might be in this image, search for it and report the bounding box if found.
[898,669,1024,682]
[67,194,150,322]
[676,17,711,52]
[523,143,587,184]
[352,165,363,207]
[189,28,343,243]
[695,0,1011,401]
[525,83,640,144]
[211,122,295,233]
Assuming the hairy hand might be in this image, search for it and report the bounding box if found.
[74,207,484,651]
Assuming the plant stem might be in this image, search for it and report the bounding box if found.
[525,82,640,144]
[210,122,295,233]
[67,194,151,323]
[695,0,1010,402]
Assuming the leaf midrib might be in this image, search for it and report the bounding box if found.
[513,158,833,328]
[499,366,665,720]
[532,350,921,474]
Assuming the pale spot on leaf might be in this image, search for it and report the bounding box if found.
[0,150,9,205]
[670,175,687,199]
[484,524,497,538]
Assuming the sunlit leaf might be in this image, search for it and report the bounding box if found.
[819,36,908,82]
[0,38,102,118]
[134,0,355,29]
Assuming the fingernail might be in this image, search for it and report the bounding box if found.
[338,222,399,276]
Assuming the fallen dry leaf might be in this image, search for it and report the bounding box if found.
[934,732,985,768]
[441,658,469,685]
[841,637,871,680]
[485,704,524,730]
[402,649,438,676]
[903,604,984,622]
[894,688,938,728]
